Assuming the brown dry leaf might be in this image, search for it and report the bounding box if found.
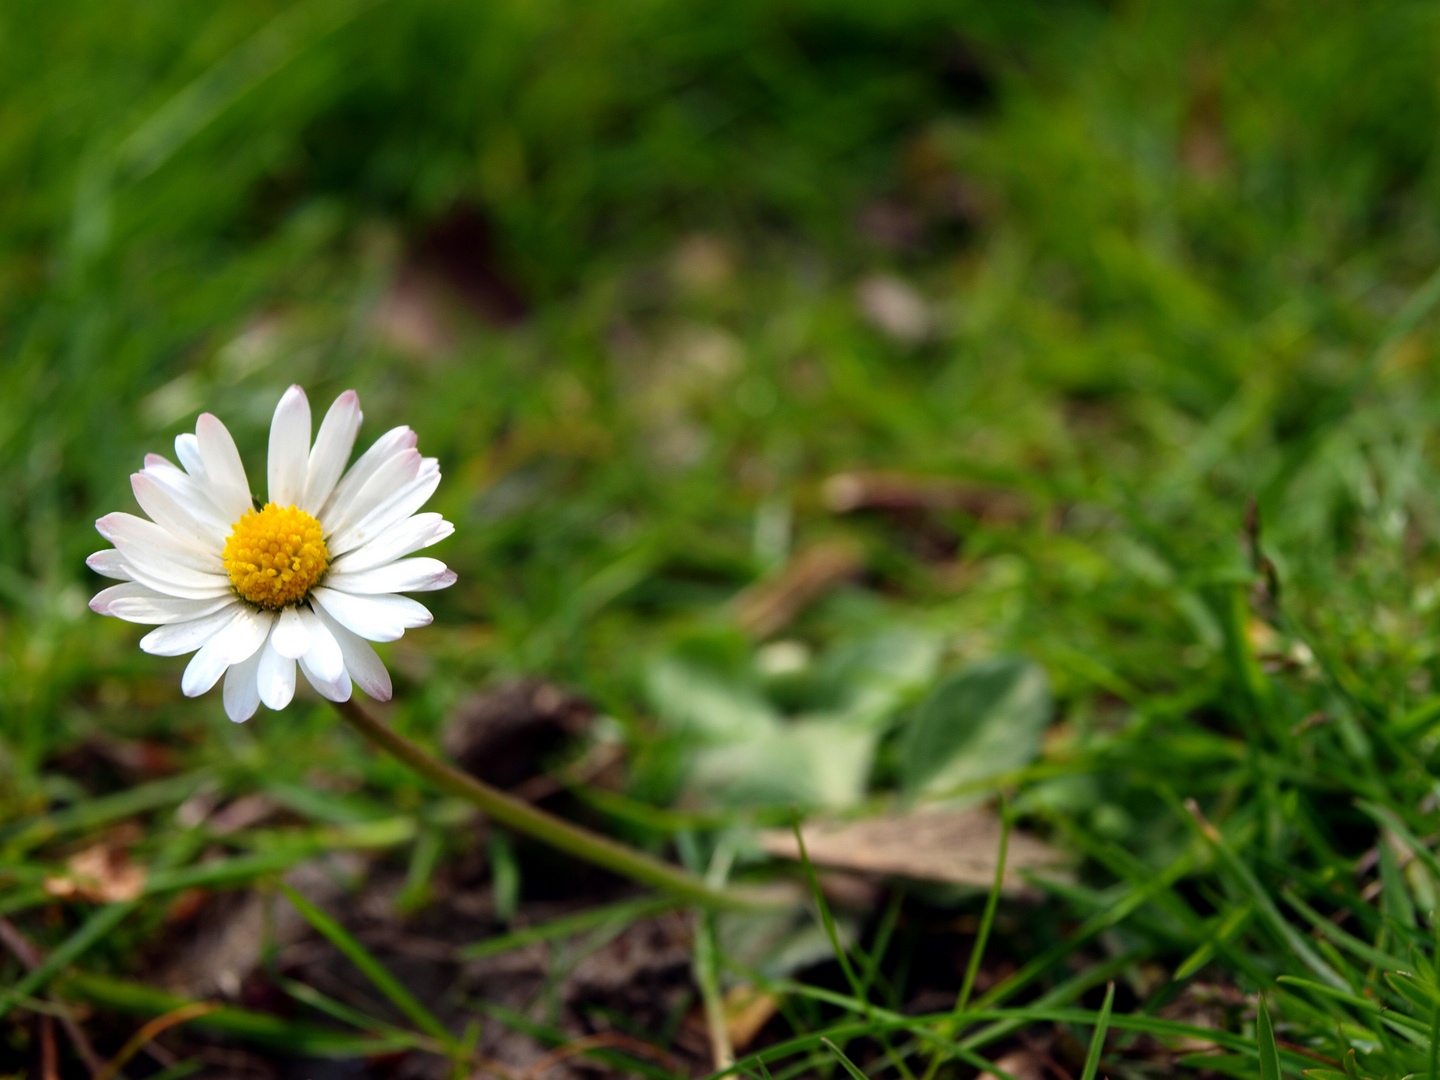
[760,806,1069,894]
[732,540,865,637]
[724,984,780,1050]
[45,844,147,903]
[976,1049,1050,1080]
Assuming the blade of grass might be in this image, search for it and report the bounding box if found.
[695,910,734,1071]
[921,799,1011,1080]
[1186,799,1346,989]
[0,770,211,855]
[61,972,411,1056]
[278,881,460,1055]
[275,975,440,1050]
[1079,982,1115,1080]
[459,895,679,961]
[1258,995,1282,1080]
[959,798,1010,1014]
[791,816,918,1080]
[0,898,137,1020]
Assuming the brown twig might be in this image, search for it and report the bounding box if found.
[732,540,865,637]
[95,1002,221,1080]
[40,1014,59,1080]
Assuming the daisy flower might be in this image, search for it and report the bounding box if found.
[88,386,456,722]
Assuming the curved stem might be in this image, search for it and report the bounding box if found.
[332,697,773,912]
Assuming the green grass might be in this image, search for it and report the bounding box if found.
[6,0,1440,1075]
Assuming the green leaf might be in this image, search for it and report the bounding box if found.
[646,635,779,743]
[902,657,1052,800]
[688,720,876,809]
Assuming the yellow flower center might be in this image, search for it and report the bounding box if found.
[222,503,329,609]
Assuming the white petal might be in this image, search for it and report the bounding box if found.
[91,583,235,625]
[329,468,441,556]
[300,654,352,702]
[142,455,229,524]
[268,385,311,508]
[96,512,218,575]
[323,449,421,540]
[313,604,391,700]
[311,587,431,642]
[328,513,453,574]
[297,608,351,702]
[139,603,243,656]
[223,645,264,722]
[325,557,456,595]
[271,606,311,659]
[297,606,345,682]
[86,549,133,581]
[131,473,226,553]
[302,390,362,515]
[181,607,274,696]
[175,433,208,480]
[256,636,297,710]
[321,425,416,522]
[196,413,253,522]
[102,536,232,600]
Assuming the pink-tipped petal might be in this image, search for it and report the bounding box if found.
[303,390,362,514]
[96,512,218,575]
[328,513,453,574]
[313,603,391,701]
[322,449,421,540]
[195,413,253,522]
[324,557,455,595]
[86,549,133,581]
[297,607,345,683]
[311,587,431,643]
[175,433,208,479]
[131,473,227,553]
[328,469,441,556]
[268,385,311,508]
[321,425,416,521]
[92,583,235,625]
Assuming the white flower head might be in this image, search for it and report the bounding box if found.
[88,386,456,721]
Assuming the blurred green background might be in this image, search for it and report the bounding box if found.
[8,0,1440,1071]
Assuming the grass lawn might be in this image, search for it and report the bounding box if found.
[5,1,1440,1076]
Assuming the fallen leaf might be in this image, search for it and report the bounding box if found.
[725,984,780,1050]
[976,1049,1050,1080]
[45,844,147,903]
[760,806,1069,893]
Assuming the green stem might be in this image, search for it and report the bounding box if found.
[331,697,770,912]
